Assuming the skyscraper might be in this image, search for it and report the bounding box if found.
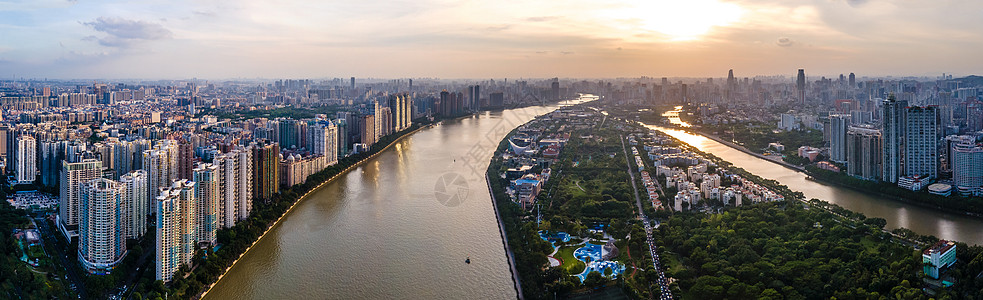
[881,96,908,183]
[387,94,403,133]
[15,135,37,184]
[177,141,194,180]
[829,114,850,163]
[373,100,383,142]
[952,143,983,196]
[439,90,450,116]
[360,115,375,146]
[846,126,882,180]
[78,178,126,275]
[40,140,66,187]
[0,126,8,163]
[111,141,135,180]
[131,139,152,170]
[402,94,413,129]
[252,142,280,202]
[726,69,736,100]
[796,69,806,103]
[551,80,560,101]
[194,164,219,245]
[335,119,349,158]
[942,135,976,176]
[278,119,303,149]
[120,170,148,239]
[848,72,856,88]
[489,92,504,108]
[905,106,939,179]
[155,179,197,283]
[60,158,103,236]
[143,140,179,211]
[472,85,480,111]
[214,149,253,228]
[310,122,338,166]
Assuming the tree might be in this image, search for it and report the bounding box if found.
[863,217,887,229]
[582,271,605,287]
[760,288,782,300]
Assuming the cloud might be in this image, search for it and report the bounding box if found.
[775,37,795,47]
[193,11,216,18]
[483,25,512,32]
[82,17,172,47]
[845,0,868,7]
[560,51,573,55]
[525,16,558,22]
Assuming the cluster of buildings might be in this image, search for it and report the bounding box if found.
[0,83,431,283]
[0,76,576,283]
[819,95,983,196]
[499,107,598,210]
[627,136,663,209]
[652,70,983,199]
[5,190,58,210]
[630,131,784,211]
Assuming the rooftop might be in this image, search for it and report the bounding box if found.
[923,240,956,256]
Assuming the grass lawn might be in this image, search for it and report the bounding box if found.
[557,246,586,274]
[662,251,686,278]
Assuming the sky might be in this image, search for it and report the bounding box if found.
[0,0,981,79]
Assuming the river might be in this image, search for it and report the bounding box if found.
[204,96,595,299]
[646,111,983,245]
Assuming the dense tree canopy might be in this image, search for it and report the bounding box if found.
[656,202,928,299]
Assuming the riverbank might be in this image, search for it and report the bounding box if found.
[679,126,804,172]
[486,172,524,300]
[197,124,428,300]
[670,125,983,223]
[802,170,983,220]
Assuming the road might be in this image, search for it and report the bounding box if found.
[122,236,157,299]
[620,133,673,300]
[35,216,86,299]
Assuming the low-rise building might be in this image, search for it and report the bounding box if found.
[923,240,956,279]
[898,175,930,191]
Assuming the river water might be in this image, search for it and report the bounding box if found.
[646,112,983,245]
[204,97,594,299]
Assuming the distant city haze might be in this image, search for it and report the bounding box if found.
[2,0,982,79]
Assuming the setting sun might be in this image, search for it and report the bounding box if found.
[614,0,744,41]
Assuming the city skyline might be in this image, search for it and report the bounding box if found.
[3,1,983,298]
[3,0,983,79]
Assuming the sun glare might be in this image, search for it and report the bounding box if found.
[616,0,744,41]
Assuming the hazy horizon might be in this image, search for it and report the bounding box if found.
[1,74,975,83]
[2,0,982,79]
